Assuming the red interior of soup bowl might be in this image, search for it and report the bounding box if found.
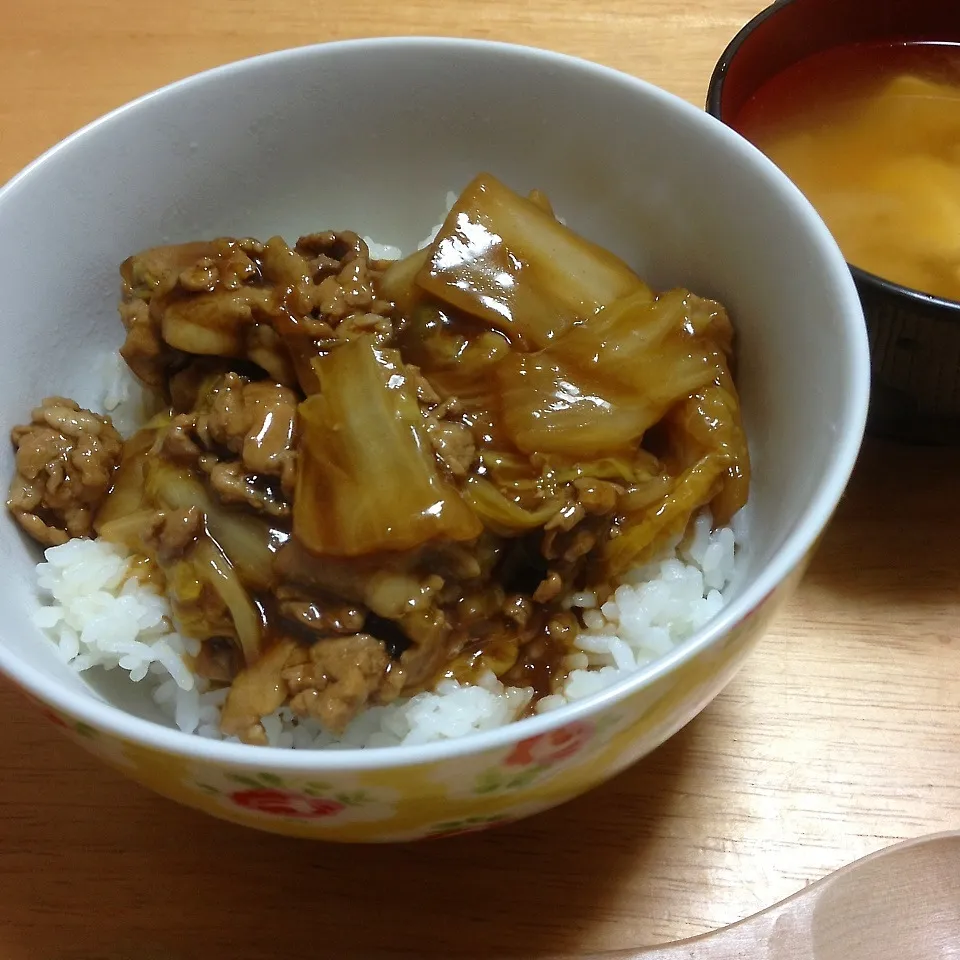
[708,0,960,445]
[708,0,960,123]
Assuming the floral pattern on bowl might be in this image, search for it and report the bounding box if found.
[198,771,401,825]
[22,566,797,842]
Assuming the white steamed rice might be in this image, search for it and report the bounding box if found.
[29,212,743,748]
[32,511,738,748]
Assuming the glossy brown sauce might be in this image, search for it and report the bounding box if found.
[49,173,748,742]
[97,415,579,701]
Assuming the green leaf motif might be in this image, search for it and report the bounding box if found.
[257,772,283,787]
[334,791,369,807]
[504,766,544,790]
[304,781,334,793]
[473,769,503,795]
[430,814,506,836]
[595,713,621,735]
[226,773,262,789]
[473,764,545,796]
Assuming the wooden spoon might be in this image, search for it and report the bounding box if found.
[556,831,960,959]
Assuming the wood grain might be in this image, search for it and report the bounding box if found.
[1,3,959,958]
[570,832,960,959]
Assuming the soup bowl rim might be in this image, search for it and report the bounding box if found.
[706,0,960,317]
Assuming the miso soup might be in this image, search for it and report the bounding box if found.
[735,41,960,302]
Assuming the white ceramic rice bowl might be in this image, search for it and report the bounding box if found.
[0,38,868,841]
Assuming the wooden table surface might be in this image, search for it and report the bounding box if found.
[2,2,959,958]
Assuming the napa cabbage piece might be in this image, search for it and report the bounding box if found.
[479,448,659,493]
[497,288,730,457]
[145,461,279,591]
[526,188,557,217]
[662,365,750,526]
[600,359,750,578]
[379,247,431,316]
[600,453,729,580]
[94,427,157,529]
[97,450,268,665]
[462,477,557,536]
[395,302,511,404]
[417,174,646,349]
[294,336,482,556]
[96,425,279,593]
[190,536,263,666]
[133,530,263,666]
[462,447,663,538]
[546,452,662,486]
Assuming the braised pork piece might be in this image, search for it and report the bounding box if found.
[7,174,750,744]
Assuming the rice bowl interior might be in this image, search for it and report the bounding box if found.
[14,175,752,750]
[32,499,744,749]
[0,41,868,785]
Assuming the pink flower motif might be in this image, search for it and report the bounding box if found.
[229,788,345,819]
[505,720,593,768]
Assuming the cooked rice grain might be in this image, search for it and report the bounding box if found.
[31,509,738,748]
[29,210,741,748]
